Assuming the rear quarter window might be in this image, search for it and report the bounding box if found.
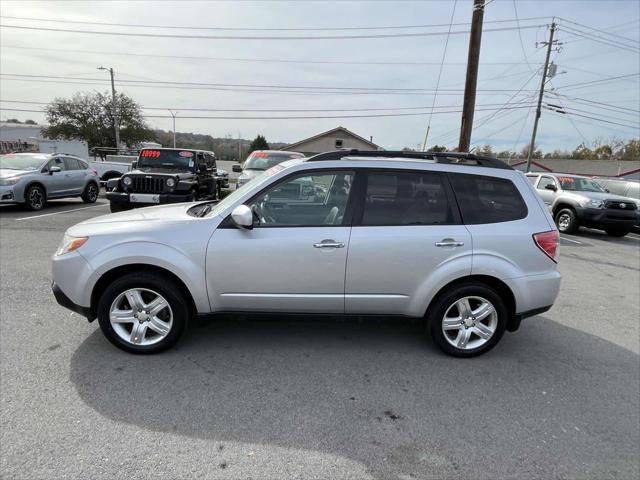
[449,173,528,224]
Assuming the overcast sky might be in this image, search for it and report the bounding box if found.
[1,0,638,152]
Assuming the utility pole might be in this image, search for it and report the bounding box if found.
[168,110,178,148]
[525,22,557,172]
[458,0,485,152]
[98,66,120,152]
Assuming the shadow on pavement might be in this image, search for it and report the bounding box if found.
[70,315,639,479]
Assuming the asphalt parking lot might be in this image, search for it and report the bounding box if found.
[0,196,638,480]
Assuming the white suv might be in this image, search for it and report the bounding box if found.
[52,151,561,357]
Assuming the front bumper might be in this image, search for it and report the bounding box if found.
[575,206,638,229]
[52,282,93,319]
[0,185,17,203]
[106,191,193,206]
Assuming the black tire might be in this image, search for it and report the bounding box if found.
[427,283,508,358]
[554,208,579,234]
[97,272,190,354]
[605,228,630,237]
[109,202,132,213]
[24,184,46,211]
[81,182,99,203]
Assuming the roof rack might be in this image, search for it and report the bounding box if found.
[306,149,513,170]
[51,152,83,158]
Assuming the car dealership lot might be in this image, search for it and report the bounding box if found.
[1,199,638,479]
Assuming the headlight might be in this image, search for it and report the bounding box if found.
[122,176,132,186]
[166,178,175,188]
[0,177,19,186]
[582,199,604,209]
[55,235,88,256]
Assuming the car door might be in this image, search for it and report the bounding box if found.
[206,169,355,313]
[43,158,69,197]
[344,170,472,316]
[62,157,85,195]
[535,175,559,207]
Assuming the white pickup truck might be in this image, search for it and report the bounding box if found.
[89,155,135,183]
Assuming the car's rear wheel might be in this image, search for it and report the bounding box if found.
[24,184,46,211]
[555,208,579,234]
[81,182,99,203]
[97,272,190,354]
[605,228,630,237]
[427,284,507,357]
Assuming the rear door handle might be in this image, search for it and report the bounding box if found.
[435,239,465,247]
[314,240,345,249]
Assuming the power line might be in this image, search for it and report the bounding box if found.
[546,92,640,114]
[0,14,549,32]
[0,104,536,120]
[557,24,640,54]
[423,0,458,150]
[0,73,539,93]
[553,73,640,91]
[544,107,638,129]
[0,22,547,41]
[513,0,535,74]
[0,45,544,67]
[0,98,537,112]
[546,103,640,126]
[557,17,640,44]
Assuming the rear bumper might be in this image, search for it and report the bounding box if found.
[575,206,638,229]
[106,191,192,206]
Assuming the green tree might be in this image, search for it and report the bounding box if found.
[477,144,494,157]
[43,92,153,149]
[571,143,593,160]
[24,119,38,125]
[5,118,21,123]
[426,145,447,153]
[619,139,639,160]
[249,134,269,152]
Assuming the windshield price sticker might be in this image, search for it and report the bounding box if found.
[179,151,194,158]
[189,160,194,167]
[559,177,575,183]
[141,150,161,158]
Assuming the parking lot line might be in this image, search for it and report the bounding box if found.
[15,203,109,221]
[560,235,583,244]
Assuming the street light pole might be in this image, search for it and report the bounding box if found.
[98,66,120,152]
[168,110,178,148]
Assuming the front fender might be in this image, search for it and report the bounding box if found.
[81,241,210,313]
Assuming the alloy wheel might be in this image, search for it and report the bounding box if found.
[557,213,571,231]
[29,188,44,209]
[441,296,498,350]
[109,288,173,346]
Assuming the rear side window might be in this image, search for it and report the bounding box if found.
[361,171,455,226]
[63,157,81,170]
[449,173,528,224]
[78,160,89,169]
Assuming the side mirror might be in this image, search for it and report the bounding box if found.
[199,164,208,173]
[544,184,557,191]
[131,160,137,169]
[232,164,242,173]
[49,166,61,175]
[231,204,253,230]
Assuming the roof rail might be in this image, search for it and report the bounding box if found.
[306,149,513,170]
[52,152,82,158]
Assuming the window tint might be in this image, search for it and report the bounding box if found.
[63,157,81,170]
[449,173,528,224]
[537,176,556,190]
[361,171,454,226]
[249,171,354,227]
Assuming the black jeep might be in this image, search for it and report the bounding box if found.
[106,148,217,213]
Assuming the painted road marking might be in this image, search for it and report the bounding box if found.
[15,203,108,221]
[560,236,584,245]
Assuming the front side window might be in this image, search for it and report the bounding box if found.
[47,157,66,171]
[361,171,454,226]
[449,173,528,224]
[249,171,354,226]
[537,176,557,190]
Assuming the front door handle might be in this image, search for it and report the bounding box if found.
[435,239,465,247]
[313,240,345,249]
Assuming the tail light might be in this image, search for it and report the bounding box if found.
[533,230,559,262]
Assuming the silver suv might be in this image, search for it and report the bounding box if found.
[0,152,100,210]
[52,151,561,357]
[526,172,639,237]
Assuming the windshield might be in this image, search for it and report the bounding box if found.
[0,153,49,171]
[137,149,196,169]
[243,151,304,170]
[558,176,607,193]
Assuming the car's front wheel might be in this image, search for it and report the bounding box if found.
[97,272,190,354]
[427,284,507,357]
[81,182,99,203]
[24,184,46,211]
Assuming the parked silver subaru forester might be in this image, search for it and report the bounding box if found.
[52,150,561,357]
